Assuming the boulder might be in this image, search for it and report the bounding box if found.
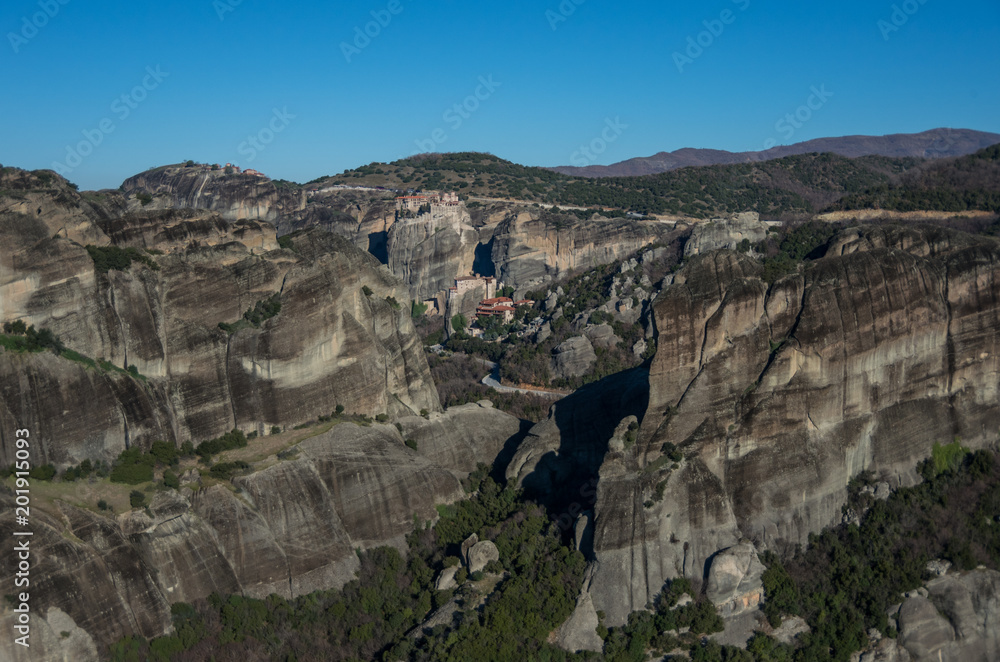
[467,540,499,573]
[584,324,619,350]
[460,533,479,568]
[435,566,459,591]
[705,542,766,617]
[550,336,597,381]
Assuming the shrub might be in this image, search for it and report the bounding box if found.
[362,285,373,297]
[149,440,178,465]
[277,235,294,250]
[241,294,281,327]
[209,461,251,480]
[162,469,180,490]
[85,245,159,274]
[375,413,389,423]
[270,426,281,435]
[28,464,56,481]
[930,440,969,476]
[110,448,155,485]
[129,490,147,508]
[97,499,110,511]
[405,439,418,450]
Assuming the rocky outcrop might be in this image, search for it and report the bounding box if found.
[683,212,769,257]
[0,177,441,465]
[550,336,597,381]
[491,210,671,290]
[387,206,480,301]
[554,586,604,654]
[849,569,1000,662]
[515,225,1000,625]
[397,401,525,474]
[467,540,500,573]
[704,542,765,617]
[0,407,526,655]
[120,164,305,223]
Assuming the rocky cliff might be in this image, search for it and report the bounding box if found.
[513,224,1000,625]
[491,210,671,291]
[0,168,440,467]
[120,164,306,223]
[0,409,527,660]
[387,206,480,301]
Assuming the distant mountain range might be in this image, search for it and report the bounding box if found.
[550,128,1000,178]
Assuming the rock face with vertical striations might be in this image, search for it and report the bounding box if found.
[119,164,306,223]
[386,205,480,301]
[512,224,1000,626]
[491,209,672,291]
[0,167,441,467]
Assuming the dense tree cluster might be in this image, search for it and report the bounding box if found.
[831,145,1000,213]
[323,151,925,218]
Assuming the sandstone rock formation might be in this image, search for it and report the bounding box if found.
[120,164,306,223]
[467,540,500,573]
[683,212,769,257]
[514,224,1000,625]
[553,587,604,654]
[550,335,597,381]
[387,206,480,301]
[397,401,525,474]
[0,408,526,656]
[704,542,766,617]
[0,169,441,466]
[891,570,1000,662]
[491,210,672,291]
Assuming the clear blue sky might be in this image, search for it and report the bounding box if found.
[2,0,998,189]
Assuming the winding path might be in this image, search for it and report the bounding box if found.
[477,360,567,399]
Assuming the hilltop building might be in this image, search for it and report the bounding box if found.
[448,274,497,301]
[395,191,460,213]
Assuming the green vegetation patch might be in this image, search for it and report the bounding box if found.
[86,244,160,274]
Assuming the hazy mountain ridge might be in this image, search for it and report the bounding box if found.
[550,128,1000,178]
